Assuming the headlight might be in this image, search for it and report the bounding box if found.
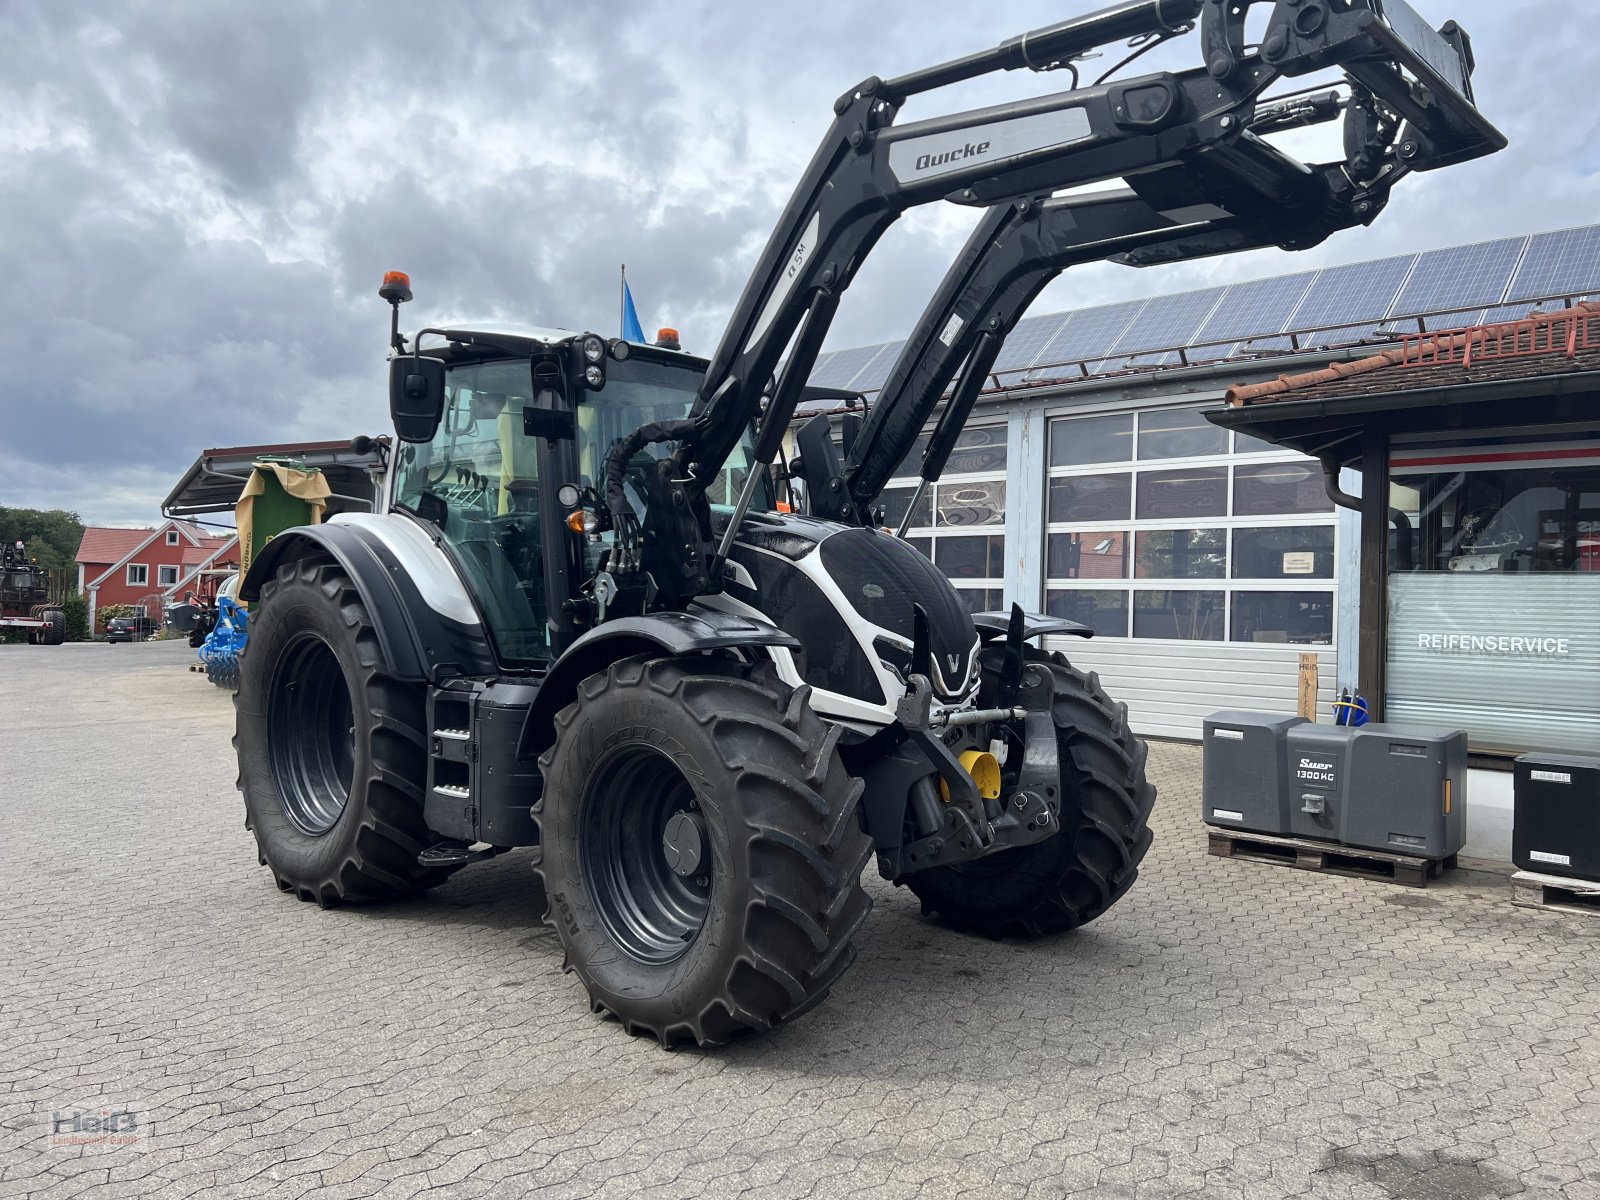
[608,338,630,361]
[584,364,604,388]
[582,334,605,364]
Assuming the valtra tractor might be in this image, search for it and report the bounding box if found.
[0,541,65,645]
[232,0,1503,1044]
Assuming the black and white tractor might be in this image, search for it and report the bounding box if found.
[234,0,1502,1044]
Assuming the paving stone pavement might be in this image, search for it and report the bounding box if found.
[2,639,1598,1199]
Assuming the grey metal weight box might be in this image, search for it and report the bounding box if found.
[1202,711,1308,835]
[1285,722,1467,858]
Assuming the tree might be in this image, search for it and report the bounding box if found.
[59,593,89,642]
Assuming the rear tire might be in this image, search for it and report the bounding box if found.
[235,558,458,905]
[42,611,65,645]
[536,656,872,1046]
[902,647,1155,938]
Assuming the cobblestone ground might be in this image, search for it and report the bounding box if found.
[2,640,1598,1199]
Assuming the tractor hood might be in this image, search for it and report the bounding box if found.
[723,512,980,716]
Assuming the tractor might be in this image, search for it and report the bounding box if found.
[0,541,65,645]
[234,0,1502,1044]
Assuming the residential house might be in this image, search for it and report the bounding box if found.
[76,520,237,631]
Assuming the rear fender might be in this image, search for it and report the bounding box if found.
[517,610,800,759]
[240,516,493,683]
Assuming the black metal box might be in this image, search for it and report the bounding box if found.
[1513,753,1600,881]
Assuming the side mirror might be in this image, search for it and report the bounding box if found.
[388,355,446,443]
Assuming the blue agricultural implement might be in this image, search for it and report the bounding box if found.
[196,593,249,689]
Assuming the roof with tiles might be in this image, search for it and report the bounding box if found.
[75,527,156,566]
[1223,302,1600,408]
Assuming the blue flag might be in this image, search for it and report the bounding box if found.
[621,277,645,343]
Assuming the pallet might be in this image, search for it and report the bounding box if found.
[1206,828,1456,889]
[1510,870,1600,916]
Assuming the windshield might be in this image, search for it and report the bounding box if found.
[576,355,771,513]
[392,351,771,669]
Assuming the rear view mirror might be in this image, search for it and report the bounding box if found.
[388,356,446,443]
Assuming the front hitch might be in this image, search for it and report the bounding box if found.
[859,667,1064,881]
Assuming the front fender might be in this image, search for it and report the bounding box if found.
[972,610,1093,641]
[518,609,800,759]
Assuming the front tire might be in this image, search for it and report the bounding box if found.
[41,611,65,645]
[235,558,456,905]
[903,647,1155,938]
[536,656,872,1046]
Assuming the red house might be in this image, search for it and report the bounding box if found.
[76,520,238,632]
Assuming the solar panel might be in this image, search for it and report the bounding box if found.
[845,341,906,392]
[804,350,840,386]
[1407,301,1546,332]
[1024,299,1147,380]
[814,224,1600,391]
[1188,272,1317,360]
[1089,287,1226,372]
[990,313,1073,376]
[1295,256,1417,348]
[1390,236,1525,315]
[808,344,885,389]
[1505,226,1600,303]
[1402,309,1484,335]
[1477,301,1545,324]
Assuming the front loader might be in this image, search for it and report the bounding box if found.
[234,0,1503,1045]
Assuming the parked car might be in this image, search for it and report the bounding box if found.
[105,616,161,643]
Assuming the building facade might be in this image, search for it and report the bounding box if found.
[76,520,237,632]
[811,223,1600,860]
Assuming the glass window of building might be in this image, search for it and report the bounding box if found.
[1050,412,1134,467]
[1137,408,1229,460]
[1233,461,1333,516]
[1385,432,1600,753]
[889,424,1009,612]
[1044,406,1336,644]
[1046,588,1129,636]
[1137,467,1228,519]
[1049,473,1132,523]
[1134,529,1226,579]
[1048,531,1129,579]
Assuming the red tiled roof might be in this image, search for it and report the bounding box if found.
[1225,302,1600,407]
[181,537,239,567]
[76,527,155,566]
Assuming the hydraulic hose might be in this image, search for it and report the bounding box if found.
[603,419,700,568]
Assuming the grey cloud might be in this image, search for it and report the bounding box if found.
[0,0,1595,525]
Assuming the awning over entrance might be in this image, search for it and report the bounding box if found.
[162,439,389,518]
[1207,304,1600,465]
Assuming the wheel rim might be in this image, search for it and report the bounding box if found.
[268,633,356,836]
[580,746,711,965]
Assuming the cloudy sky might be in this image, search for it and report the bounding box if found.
[3,0,1595,526]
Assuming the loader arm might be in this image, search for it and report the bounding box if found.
[838,129,1409,517]
[615,0,1503,606]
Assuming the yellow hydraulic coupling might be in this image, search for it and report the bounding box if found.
[940,749,1001,804]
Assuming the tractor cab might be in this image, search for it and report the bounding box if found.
[384,317,772,667]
